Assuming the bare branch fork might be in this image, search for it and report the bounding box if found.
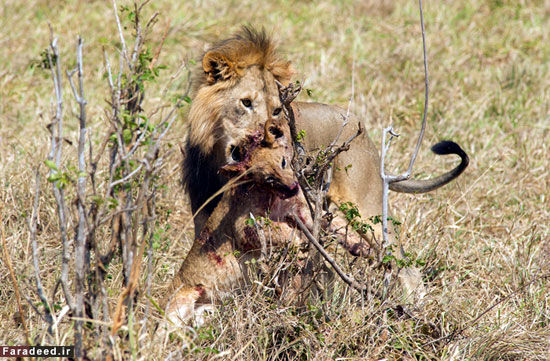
[44,31,89,357]
[46,27,76,323]
[380,0,429,249]
[278,2,429,299]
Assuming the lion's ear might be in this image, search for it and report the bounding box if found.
[202,51,237,84]
[270,61,295,86]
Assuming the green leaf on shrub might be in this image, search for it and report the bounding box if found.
[122,128,132,144]
[47,173,61,183]
[44,159,58,171]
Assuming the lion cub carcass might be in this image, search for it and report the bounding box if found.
[165,120,310,327]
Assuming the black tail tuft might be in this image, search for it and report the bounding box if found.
[389,140,469,193]
[431,140,467,158]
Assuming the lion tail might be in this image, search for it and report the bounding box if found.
[389,140,469,194]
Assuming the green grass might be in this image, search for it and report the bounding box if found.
[1,0,549,359]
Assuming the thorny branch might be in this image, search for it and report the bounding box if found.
[276,79,303,153]
[279,74,365,296]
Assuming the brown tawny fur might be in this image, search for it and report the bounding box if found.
[167,119,310,327]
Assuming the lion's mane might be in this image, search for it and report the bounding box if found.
[182,26,293,218]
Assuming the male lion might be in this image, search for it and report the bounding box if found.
[166,119,310,327]
[182,26,469,249]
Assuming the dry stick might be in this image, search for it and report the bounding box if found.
[112,0,131,70]
[109,163,144,189]
[314,123,362,186]
[1,210,32,346]
[123,94,181,162]
[309,123,362,236]
[110,170,154,336]
[114,3,159,286]
[103,49,115,92]
[379,0,429,294]
[305,124,364,296]
[149,19,170,72]
[110,4,127,169]
[111,1,134,284]
[279,79,365,296]
[66,36,88,359]
[141,212,156,339]
[28,171,54,335]
[47,30,75,312]
[144,12,160,41]
[130,1,143,67]
[277,79,302,149]
[96,92,182,263]
[293,215,367,293]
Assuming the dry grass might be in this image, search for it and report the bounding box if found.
[1,0,549,359]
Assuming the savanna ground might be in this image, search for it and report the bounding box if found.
[1,0,549,360]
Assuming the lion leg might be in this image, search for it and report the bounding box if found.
[162,231,244,331]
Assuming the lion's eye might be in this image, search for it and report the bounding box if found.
[272,107,282,116]
[241,98,252,108]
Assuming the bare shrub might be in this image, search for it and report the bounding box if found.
[26,2,187,359]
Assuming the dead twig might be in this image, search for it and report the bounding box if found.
[379,0,429,296]
[278,68,365,300]
[149,19,170,71]
[46,27,76,315]
[66,36,88,357]
[28,170,54,336]
[293,214,368,293]
[277,79,303,151]
[112,0,131,70]
[380,0,429,246]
